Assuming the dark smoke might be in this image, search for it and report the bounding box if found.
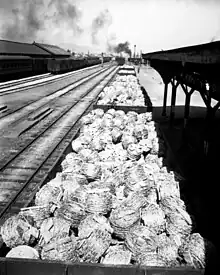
[91,9,112,44]
[0,0,82,43]
[108,41,132,56]
[48,0,83,34]
[1,0,44,41]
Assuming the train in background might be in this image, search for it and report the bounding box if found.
[47,56,112,74]
[115,57,126,65]
[128,57,142,65]
[115,57,143,66]
[0,55,112,80]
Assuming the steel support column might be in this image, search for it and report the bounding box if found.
[170,79,179,124]
[184,88,194,128]
[184,95,191,128]
[162,82,168,116]
[204,106,215,156]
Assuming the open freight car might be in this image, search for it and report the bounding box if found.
[115,57,125,65]
[1,64,216,275]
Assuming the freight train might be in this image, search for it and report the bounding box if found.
[0,55,112,80]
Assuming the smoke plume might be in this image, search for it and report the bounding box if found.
[0,0,82,43]
[108,41,132,56]
[48,0,83,34]
[91,9,112,44]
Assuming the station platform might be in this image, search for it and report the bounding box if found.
[137,65,219,250]
[138,64,220,178]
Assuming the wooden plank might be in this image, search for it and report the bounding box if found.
[68,263,145,275]
[93,104,151,113]
[0,258,7,275]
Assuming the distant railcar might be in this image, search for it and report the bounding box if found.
[86,56,101,67]
[0,55,32,79]
[0,54,109,79]
[47,56,102,74]
[32,58,48,74]
[128,57,142,65]
[47,58,74,74]
[103,56,112,63]
[116,57,125,65]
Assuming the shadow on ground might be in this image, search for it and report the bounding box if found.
[150,103,219,273]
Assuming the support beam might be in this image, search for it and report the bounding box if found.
[183,87,195,128]
[204,107,215,156]
[184,94,191,128]
[162,82,168,116]
[180,83,188,95]
[170,80,179,124]
[213,100,220,112]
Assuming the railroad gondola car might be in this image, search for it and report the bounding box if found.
[115,57,125,65]
[0,55,32,80]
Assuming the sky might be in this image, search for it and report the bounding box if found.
[0,0,220,54]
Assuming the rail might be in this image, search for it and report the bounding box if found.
[0,65,118,223]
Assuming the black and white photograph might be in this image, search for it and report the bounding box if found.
[0,0,219,274]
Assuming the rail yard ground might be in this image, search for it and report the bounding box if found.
[138,64,220,176]
[0,64,117,220]
[0,64,218,273]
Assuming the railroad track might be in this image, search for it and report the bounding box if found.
[0,73,51,89]
[0,65,118,223]
[0,63,108,96]
[0,64,112,121]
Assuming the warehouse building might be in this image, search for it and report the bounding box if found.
[0,39,51,58]
[33,42,71,58]
[0,39,70,59]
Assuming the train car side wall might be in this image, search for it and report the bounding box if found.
[32,58,49,74]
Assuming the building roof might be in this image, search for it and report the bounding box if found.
[143,40,220,56]
[0,39,51,57]
[142,40,220,65]
[33,42,71,57]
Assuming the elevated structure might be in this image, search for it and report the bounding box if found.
[142,40,220,155]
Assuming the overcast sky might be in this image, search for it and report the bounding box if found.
[0,0,220,54]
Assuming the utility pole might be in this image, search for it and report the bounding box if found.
[101,52,104,67]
